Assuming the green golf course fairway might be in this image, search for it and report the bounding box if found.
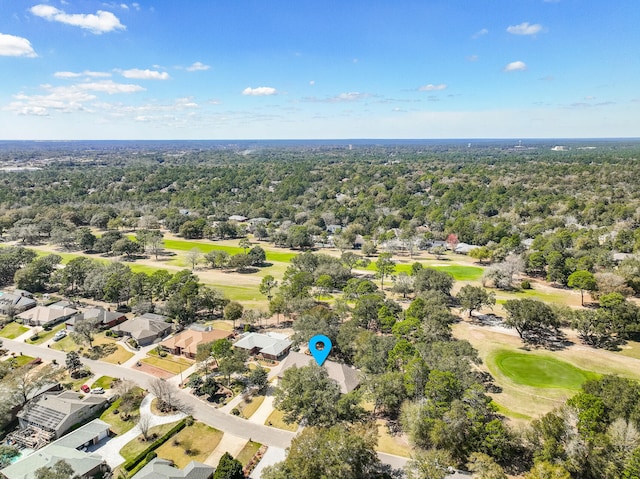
[491,350,598,390]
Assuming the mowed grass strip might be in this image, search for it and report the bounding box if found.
[100,397,137,435]
[155,422,223,468]
[236,440,262,466]
[490,350,598,390]
[26,323,65,344]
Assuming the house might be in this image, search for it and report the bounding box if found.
[132,458,214,479]
[278,351,360,394]
[66,307,127,332]
[0,290,36,315]
[1,419,111,479]
[228,214,248,222]
[112,312,172,346]
[454,243,480,255]
[16,390,109,440]
[233,332,292,361]
[160,327,233,359]
[17,305,77,328]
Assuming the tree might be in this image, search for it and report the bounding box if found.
[72,317,101,349]
[259,275,278,301]
[228,253,253,271]
[248,245,266,265]
[205,250,230,269]
[261,423,392,479]
[185,247,203,270]
[413,268,454,296]
[112,237,142,258]
[469,246,492,265]
[405,448,453,479]
[467,452,507,479]
[457,285,496,318]
[248,365,269,391]
[65,351,83,377]
[138,414,152,441]
[567,270,598,306]
[0,445,20,468]
[239,237,251,254]
[34,459,81,479]
[213,452,244,479]
[503,299,560,346]
[8,363,61,407]
[146,229,164,259]
[149,378,186,413]
[375,252,396,291]
[224,301,244,329]
[217,349,247,386]
[274,364,343,427]
[523,461,571,479]
[392,273,414,299]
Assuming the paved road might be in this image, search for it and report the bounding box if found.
[3,338,408,471]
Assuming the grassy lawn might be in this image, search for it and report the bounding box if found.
[163,239,245,255]
[5,355,36,367]
[141,355,192,375]
[265,409,298,432]
[236,440,262,467]
[92,375,117,389]
[375,420,411,457]
[0,322,29,339]
[489,349,599,390]
[239,394,265,419]
[100,343,134,364]
[214,284,262,303]
[99,397,138,435]
[155,422,223,468]
[26,323,65,344]
[616,340,640,360]
[207,320,233,331]
[120,421,181,461]
[431,264,484,281]
[49,334,79,352]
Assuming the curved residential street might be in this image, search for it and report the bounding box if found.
[2,337,409,473]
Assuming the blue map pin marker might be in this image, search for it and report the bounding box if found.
[309,334,332,366]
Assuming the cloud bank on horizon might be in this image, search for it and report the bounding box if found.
[0,0,638,139]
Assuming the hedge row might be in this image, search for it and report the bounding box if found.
[123,417,190,471]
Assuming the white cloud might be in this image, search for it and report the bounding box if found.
[507,22,543,35]
[472,28,488,39]
[467,55,479,62]
[121,68,170,80]
[186,62,210,72]
[30,4,125,34]
[504,61,527,72]
[0,33,37,57]
[309,80,315,86]
[55,70,111,78]
[242,86,277,96]
[418,84,447,92]
[77,80,145,94]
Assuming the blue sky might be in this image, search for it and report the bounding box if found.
[1,0,638,139]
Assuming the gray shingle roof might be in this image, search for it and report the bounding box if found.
[278,351,361,394]
[132,458,214,479]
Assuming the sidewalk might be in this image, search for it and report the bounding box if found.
[89,393,186,468]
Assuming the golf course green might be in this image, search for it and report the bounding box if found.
[491,350,598,390]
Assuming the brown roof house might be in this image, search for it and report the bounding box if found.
[112,312,172,346]
[65,307,127,332]
[17,304,77,328]
[1,419,111,479]
[0,290,36,315]
[233,332,292,361]
[278,351,361,394]
[160,327,233,359]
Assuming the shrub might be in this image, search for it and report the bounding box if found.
[521,279,532,289]
[145,451,157,462]
[231,408,240,416]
